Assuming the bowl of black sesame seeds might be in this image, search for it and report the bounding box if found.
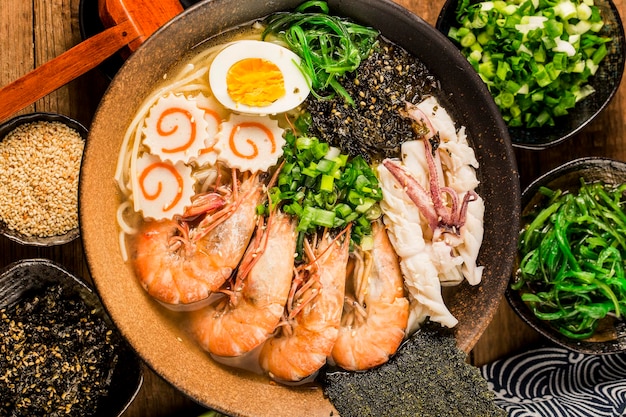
[0,112,86,246]
[0,258,143,417]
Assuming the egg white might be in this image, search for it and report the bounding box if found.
[209,40,311,115]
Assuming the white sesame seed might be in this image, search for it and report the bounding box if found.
[0,120,84,237]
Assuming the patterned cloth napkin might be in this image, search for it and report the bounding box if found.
[480,346,626,417]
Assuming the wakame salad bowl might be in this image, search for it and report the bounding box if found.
[436,0,625,150]
[508,157,626,354]
[79,0,520,415]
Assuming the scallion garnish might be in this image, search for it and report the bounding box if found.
[448,0,612,128]
[268,123,383,257]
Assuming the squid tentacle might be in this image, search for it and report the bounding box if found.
[382,159,439,231]
[384,102,477,235]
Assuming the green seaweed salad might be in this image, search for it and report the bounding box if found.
[513,179,626,339]
[448,0,612,128]
[262,0,379,105]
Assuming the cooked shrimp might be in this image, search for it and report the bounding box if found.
[331,220,409,371]
[132,172,263,309]
[259,227,350,382]
[189,212,297,357]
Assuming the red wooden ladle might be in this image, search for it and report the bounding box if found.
[0,0,184,123]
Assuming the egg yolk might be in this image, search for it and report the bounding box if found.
[226,58,286,107]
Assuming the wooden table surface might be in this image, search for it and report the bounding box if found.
[1,0,624,415]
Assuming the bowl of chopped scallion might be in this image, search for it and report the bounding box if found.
[508,157,626,354]
[436,0,625,150]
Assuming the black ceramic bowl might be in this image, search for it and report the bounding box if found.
[436,0,625,150]
[80,0,520,415]
[0,112,87,246]
[0,258,143,416]
[507,157,626,354]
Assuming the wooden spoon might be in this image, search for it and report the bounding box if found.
[99,0,183,53]
[0,0,183,123]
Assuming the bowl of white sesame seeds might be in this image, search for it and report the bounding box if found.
[0,112,86,246]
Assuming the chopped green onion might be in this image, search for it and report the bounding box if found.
[298,206,336,230]
[268,122,383,256]
[449,0,612,127]
[320,174,334,192]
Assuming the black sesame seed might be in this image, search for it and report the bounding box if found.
[306,38,440,161]
[0,285,120,417]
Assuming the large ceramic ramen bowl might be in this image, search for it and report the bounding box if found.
[80,0,520,415]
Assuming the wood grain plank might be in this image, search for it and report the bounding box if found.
[33,0,72,114]
[0,1,35,115]
[1,0,625,414]
[28,0,108,125]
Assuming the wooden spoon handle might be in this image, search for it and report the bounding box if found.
[0,19,140,123]
[99,0,183,52]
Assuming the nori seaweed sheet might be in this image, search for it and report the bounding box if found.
[320,322,506,417]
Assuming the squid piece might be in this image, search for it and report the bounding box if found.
[377,96,485,330]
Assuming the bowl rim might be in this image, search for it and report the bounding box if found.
[435,0,626,150]
[0,112,87,246]
[506,156,626,354]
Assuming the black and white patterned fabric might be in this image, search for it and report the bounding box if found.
[481,346,626,417]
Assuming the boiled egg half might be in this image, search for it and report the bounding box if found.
[209,40,311,115]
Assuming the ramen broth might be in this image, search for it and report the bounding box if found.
[115,13,484,382]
